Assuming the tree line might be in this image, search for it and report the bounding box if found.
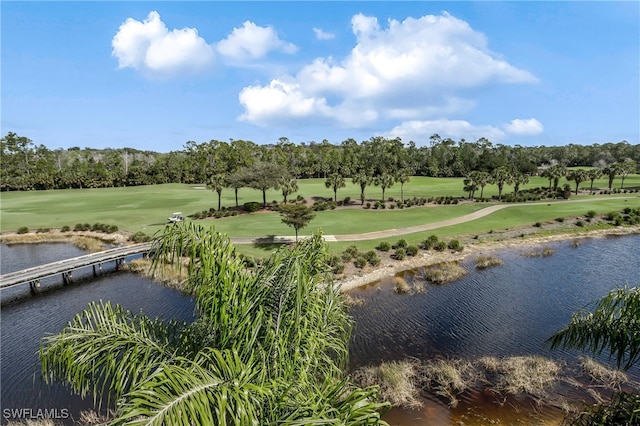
[2,132,638,193]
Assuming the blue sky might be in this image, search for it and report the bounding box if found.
[2,1,638,152]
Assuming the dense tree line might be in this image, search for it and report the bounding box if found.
[2,132,638,192]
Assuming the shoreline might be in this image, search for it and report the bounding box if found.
[334,225,640,292]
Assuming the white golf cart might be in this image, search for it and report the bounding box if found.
[168,212,185,223]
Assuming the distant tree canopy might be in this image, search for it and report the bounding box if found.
[2,131,638,192]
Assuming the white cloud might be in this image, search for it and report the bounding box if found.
[238,12,538,129]
[505,118,544,135]
[112,11,215,75]
[313,28,335,40]
[386,119,506,143]
[216,21,297,62]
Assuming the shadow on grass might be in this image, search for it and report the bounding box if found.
[252,235,286,252]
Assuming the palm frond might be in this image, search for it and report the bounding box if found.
[547,286,640,370]
[40,300,184,407]
[115,349,271,426]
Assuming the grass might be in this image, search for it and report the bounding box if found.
[475,255,504,269]
[422,262,468,284]
[393,276,411,294]
[478,355,562,399]
[579,356,628,390]
[1,180,638,259]
[419,358,478,407]
[352,360,422,409]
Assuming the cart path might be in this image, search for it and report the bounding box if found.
[229,196,638,244]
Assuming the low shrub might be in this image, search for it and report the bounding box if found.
[423,262,468,284]
[353,256,367,269]
[475,255,504,269]
[36,228,51,233]
[554,217,565,223]
[365,250,381,266]
[17,226,29,234]
[447,240,463,252]
[405,245,419,257]
[376,241,391,252]
[421,235,439,250]
[434,241,447,252]
[392,248,406,260]
[243,201,261,213]
[332,262,345,274]
[393,239,408,249]
[585,210,597,219]
[61,225,71,232]
[129,231,151,243]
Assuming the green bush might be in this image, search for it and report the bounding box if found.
[353,256,367,269]
[405,245,419,256]
[17,226,29,234]
[36,228,51,233]
[243,202,261,213]
[376,241,391,252]
[365,250,380,266]
[421,235,439,250]
[586,210,597,218]
[447,240,463,252]
[129,231,151,243]
[393,239,408,249]
[61,225,71,232]
[391,248,406,260]
[434,241,447,252]
[332,262,345,274]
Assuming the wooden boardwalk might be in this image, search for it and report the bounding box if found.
[0,243,153,291]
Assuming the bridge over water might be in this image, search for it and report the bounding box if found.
[0,243,153,293]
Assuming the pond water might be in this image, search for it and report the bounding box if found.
[1,235,639,425]
[347,234,640,424]
[0,243,196,425]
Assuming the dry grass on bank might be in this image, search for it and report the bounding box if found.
[419,358,478,408]
[522,246,556,258]
[355,355,566,409]
[421,262,468,284]
[352,360,423,409]
[474,254,504,269]
[479,355,561,400]
[123,258,190,291]
[579,356,629,390]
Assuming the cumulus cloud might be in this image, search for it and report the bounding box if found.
[505,118,544,135]
[313,28,335,40]
[216,21,297,62]
[112,11,215,75]
[238,12,538,129]
[386,119,506,143]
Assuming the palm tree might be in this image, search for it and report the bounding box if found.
[511,172,529,197]
[603,163,623,190]
[352,171,373,205]
[474,171,491,200]
[541,164,567,190]
[374,173,395,201]
[491,166,512,201]
[277,176,298,204]
[324,173,345,202]
[207,174,226,210]
[619,160,637,189]
[566,169,588,195]
[587,168,602,192]
[395,169,411,203]
[548,286,640,424]
[39,224,389,424]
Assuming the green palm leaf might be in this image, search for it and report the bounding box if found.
[40,300,185,407]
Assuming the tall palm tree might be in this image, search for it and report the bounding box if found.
[511,172,529,197]
[374,173,395,201]
[491,166,512,201]
[277,176,298,204]
[619,160,637,189]
[587,168,603,192]
[603,163,622,190]
[474,171,491,200]
[395,169,411,203]
[352,171,373,205]
[324,173,345,202]
[207,174,226,210]
[566,169,588,195]
[40,224,389,424]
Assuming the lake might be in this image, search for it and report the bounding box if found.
[1,234,639,425]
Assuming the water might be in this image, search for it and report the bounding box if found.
[1,236,639,425]
[347,234,640,424]
[0,243,196,425]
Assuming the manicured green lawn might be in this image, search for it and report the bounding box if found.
[1,176,638,239]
